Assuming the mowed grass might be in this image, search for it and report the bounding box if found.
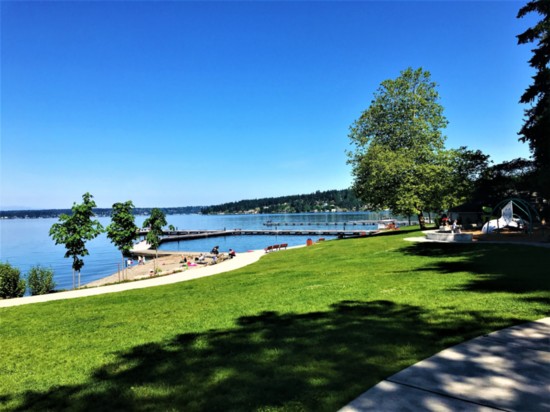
[1,227,548,411]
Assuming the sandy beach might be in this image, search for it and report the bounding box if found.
[84,251,222,287]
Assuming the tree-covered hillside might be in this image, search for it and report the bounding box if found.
[1,189,363,218]
[200,189,364,214]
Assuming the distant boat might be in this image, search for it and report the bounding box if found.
[377,219,398,229]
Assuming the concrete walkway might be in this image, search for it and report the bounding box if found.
[405,230,550,248]
[0,250,265,308]
[340,317,550,411]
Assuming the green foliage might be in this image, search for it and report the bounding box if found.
[1,232,548,410]
[348,67,452,227]
[143,208,167,251]
[0,262,26,299]
[26,265,56,296]
[49,193,104,288]
[201,189,364,214]
[444,147,491,208]
[106,201,138,256]
[473,158,538,205]
[517,1,550,199]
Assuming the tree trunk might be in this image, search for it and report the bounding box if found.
[417,211,426,230]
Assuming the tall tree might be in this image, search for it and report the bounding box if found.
[348,67,450,229]
[473,158,538,206]
[444,147,491,209]
[517,1,550,199]
[49,193,104,289]
[143,208,167,272]
[106,201,138,279]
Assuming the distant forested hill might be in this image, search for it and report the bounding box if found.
[201,189,364,214]
[0,206,204,219]
[0,189,364,218]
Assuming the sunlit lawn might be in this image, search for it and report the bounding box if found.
[1,227,548,411]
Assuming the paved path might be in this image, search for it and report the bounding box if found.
[340,317,550,411]
[0,250,265,308]
[405,230,550,248]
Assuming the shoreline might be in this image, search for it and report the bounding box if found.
[0,250,265,308]
[84,252,214,287]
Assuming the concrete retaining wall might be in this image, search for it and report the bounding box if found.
[426,232,473,242]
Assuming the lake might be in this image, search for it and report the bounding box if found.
[0,212,391,290]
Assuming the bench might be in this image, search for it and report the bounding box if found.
[265,243,288,253]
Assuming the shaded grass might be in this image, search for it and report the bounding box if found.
[1,229,548,411]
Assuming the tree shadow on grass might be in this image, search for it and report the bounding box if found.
[10,300,513,412]
[401,242,550,294]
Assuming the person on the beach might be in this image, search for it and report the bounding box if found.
[211,246,219,264]
[229,249,236,258]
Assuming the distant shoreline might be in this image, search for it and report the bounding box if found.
[0,206,204,219]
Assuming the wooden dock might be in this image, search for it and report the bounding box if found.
[137,228,379,244]
[262,220,410,227]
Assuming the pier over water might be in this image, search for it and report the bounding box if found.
[138,228,380,244]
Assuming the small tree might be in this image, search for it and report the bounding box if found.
[27,265,56,295]
[143,208,167,272]
[49,192,104,289]
[106,201,138,279]
[0,262,26,299]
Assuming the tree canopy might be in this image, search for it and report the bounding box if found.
[143,208,167,253]
[49,193,104,289]
[106,201,138,257]
[517,0,550,199]
[348,67,453,228]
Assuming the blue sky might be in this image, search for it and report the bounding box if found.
[1,0,538,209]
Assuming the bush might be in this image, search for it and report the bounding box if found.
[0,262,26,299]
[27,265,56,295]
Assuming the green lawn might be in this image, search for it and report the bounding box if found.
[1,228,548,411]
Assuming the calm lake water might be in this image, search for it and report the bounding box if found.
[0,212,390,291]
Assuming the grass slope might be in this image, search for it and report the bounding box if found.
[1,228,548,411]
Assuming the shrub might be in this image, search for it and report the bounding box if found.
[0,262,26,299]
[27,265,56,295]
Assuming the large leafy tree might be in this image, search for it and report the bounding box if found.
[49,193,104,289]
[106,201,138,278]
[473,158,538,206]
[143,208,167,271]
[517,0,550,199]
[444,147,491,208]
[348,67,451,229]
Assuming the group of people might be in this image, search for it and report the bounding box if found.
[127,256,146,268]
[441,215,461,233]
[179,246,237,268]
[210,246,237,263]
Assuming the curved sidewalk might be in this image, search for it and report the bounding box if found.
[340,317,550,411]
[0,250,265,308]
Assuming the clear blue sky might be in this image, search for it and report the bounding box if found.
[1,0,537,209]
